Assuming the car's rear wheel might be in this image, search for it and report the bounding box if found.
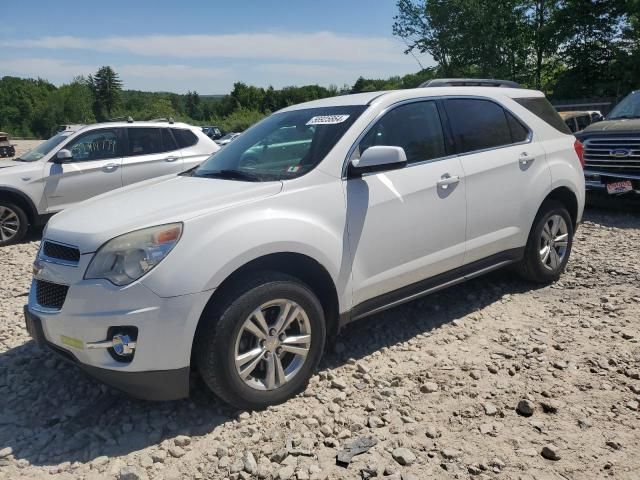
[516,200,574,283]
[195,272,326,410]
[0,202,28,246]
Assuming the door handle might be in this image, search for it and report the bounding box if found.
[519,152,535,166]
[165,156,179,162]
[437,173,460,189]
[103,163,119,172]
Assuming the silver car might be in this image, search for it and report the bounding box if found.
[0,120,219,245]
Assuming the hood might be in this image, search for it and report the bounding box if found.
[0,159,36,171]
[45,175,283,252]
[581,118,640,135]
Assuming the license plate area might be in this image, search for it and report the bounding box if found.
[606,180,633,195]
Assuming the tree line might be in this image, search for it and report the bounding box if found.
[393,0,640,97]
[1,0,638,138]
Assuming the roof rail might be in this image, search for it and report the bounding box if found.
[148,117,175,124]
[420,78,522,89]
[106,116,135,123]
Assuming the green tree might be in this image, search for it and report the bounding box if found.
[184,91,202,120]
[88,66,123,120]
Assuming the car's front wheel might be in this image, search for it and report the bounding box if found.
[196,272,326,410]
[0,202,28,246]
[516,200,574,283]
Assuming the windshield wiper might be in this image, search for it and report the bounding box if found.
[194,169,263,182]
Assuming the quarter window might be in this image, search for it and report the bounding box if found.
[506,111,529,143]
[445,99,521,154]
[66,130,119,161]
[127,128,163,156]
[357,101,446,164]
[171,129,198,148]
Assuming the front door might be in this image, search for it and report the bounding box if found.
[346,100,467,308]
[44,128,123,212]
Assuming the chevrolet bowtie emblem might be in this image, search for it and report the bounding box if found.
[32,260,44,277]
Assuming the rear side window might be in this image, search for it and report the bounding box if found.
[171,129,198,148]
[515,97,572,134]
[445,99,515,154]
[506,111,529,143]
[162,128,178,151]
[127,128,163,156]
[358,101,446,164]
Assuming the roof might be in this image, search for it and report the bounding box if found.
[70,121,199,134]
[279,86,544,112]
[0,132,8,136]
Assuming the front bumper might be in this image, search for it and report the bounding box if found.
[26,306,189,400]
[27,255,213,400]
[584,170,640,195]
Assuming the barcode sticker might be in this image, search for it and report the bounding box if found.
[306,115,350,125]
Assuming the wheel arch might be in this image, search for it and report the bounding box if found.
[192,252,341,360]
[542,186,579,229]
[0,187,38,225]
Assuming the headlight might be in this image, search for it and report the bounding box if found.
[85,223,182,286]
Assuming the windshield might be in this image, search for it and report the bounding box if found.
[608,91,640,119]
[192,105,367,181]
[17,131,73,162]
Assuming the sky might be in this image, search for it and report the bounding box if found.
[0,0,433,94]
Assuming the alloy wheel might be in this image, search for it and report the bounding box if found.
[234,299,312,391]
[0,206,20,243]
[539,214,569,271]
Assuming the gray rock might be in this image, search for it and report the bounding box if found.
[483,403,498,416]
[0,447,12,459]
[516,399,535,417]
[168,446,185,458]
[368,416,384,428]
[276,465,295,480]
[118,466,147,480]
[331,378,348,390]
[420,381,439,393]
[392,447,416,466]
[243,450,258,474]
[541,444,561,461]
[441,448,462,460]
[174,435,191,447]
[151,450,167,463]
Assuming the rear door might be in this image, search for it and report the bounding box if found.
[443,97,549,265]
[44,128,123,212]
[121,127,183,186]
[172,128,209,170]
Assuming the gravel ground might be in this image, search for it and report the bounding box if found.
[1,141,639,480]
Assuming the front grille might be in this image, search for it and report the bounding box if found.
[35,280,69,310]
[584,137,640,174]
[42,241,80,263]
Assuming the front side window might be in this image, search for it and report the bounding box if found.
[445,99,519,154]
[127,128,163,156]
[66,130,119,161]
[192,105,366,182]
[355,101,446,164]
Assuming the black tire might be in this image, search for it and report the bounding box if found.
[516,200,574,284]
[195,272,326,410]
[0,202,28,246]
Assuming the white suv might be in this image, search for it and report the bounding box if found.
[0,121,218,245]
[25,84,585,409]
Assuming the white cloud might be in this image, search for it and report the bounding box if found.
[3,31,418,65]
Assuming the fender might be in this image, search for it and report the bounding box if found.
[0,185,41,224]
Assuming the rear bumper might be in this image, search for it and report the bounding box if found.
[25,306,190,401]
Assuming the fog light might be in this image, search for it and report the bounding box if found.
[112,334,136,356]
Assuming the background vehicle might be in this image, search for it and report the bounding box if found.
[26,82,584,409]
[0,121,218,245]
[202,126,223,139]
[0,132,16,158]
[559,111,594,133]
[215,132,241,146]
[576,90,640,197]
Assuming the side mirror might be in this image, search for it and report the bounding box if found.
[349,146,407,177]
[53,149,73,164]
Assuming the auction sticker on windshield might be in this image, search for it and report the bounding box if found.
[306,115,350,125]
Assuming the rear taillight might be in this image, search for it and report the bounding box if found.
[574,139,585,168]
